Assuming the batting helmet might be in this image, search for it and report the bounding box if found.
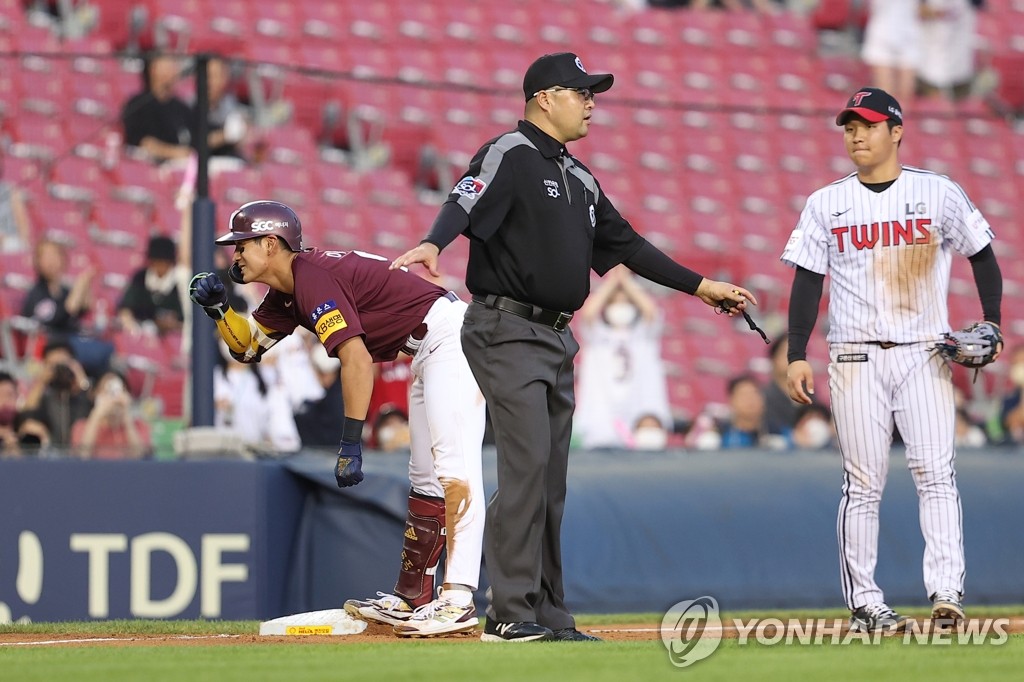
[215,200,303,251]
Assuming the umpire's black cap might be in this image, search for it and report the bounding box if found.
[836,87,903,126]
[523,52,614,102]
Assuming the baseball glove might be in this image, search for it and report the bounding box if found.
[935,321,1003,368]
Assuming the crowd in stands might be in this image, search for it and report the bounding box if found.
[2,0,1023,459]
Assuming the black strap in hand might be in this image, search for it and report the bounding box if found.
[717,300,770,344]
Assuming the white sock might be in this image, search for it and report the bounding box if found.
[443,588,474,607]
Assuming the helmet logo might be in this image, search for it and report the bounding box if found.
[251,220,286,232]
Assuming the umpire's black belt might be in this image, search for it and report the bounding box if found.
[869,341,898,349]
[472,295,573,332]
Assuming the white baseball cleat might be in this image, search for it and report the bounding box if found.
[393,589,479,637]
[343,592,414,626]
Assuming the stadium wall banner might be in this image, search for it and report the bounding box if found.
[0,460,306,622]
[2,450,1022,623]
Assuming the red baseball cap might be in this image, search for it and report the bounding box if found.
[836,87,903,126]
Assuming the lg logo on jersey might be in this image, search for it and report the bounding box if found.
[251,220,286,231]
[906,202,927,215]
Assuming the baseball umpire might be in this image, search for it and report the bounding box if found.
[391,52,757,642]
[189,200,486,637]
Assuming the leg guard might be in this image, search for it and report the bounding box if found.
[394,490,446,608]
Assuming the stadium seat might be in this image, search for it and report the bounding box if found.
[51,155,114,200]
[91,199,153,246]
[25,193,92,242]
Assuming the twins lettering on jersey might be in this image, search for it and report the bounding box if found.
[311,299,347,343]
[831,218,931,253]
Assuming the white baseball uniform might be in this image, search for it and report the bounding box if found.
[781,165,994,610]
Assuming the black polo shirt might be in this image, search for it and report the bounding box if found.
[437,120,645,312]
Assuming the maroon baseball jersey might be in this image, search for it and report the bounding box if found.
[253,250,446,361]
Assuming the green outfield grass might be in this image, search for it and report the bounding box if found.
[2,610,1021,682]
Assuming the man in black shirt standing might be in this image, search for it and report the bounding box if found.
[392,52,756,642]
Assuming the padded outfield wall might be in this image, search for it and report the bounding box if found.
[1,449,1022,622]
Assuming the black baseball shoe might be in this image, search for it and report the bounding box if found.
[480,620,553,642]
[551,627,602,642]
[849,603,911,634]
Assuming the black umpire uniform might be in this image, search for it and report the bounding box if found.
[422,53,720,640]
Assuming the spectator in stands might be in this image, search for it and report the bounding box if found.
[293,351,346,448]
[367,357,413,447]
[717,373,772,448]
[917,0,982,102]
[631,413,671,451]
[70,369,152,459]
[117,235,187,337]
[20,238,115,378]
[790,403,836,450]
[1,368,50,455]
[763,337,800,437]
[955,407,987,448]
[373,404,412,452]
[214,341,301,454]
[575,266,672,450]
[860,0,921,106]
[121,52,194,165]
[22,338,93,450]
[999,346,1024,445]
[198,56,249,165]
[0,370,23,457]
[20,238,93,340]
[0,163,32,253]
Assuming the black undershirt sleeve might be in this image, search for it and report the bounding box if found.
[787,266,825,363]
[968,244,1002,326]
[422,203,470,252]
[622,241,704,295]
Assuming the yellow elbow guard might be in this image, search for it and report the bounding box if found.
[217,310,281,363]
[217,308,253,355]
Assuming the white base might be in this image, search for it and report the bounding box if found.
[259,609,368,636]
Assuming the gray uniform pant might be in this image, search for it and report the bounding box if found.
[461,301,579,630]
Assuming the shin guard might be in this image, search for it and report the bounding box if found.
[394,490,446,607]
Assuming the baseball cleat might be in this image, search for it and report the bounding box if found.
[343,592,414,626]
[931,591,965,625]
[849,603,911,634]
[480,620,554,643]
[393,590,479,637]
[551,627,602,642]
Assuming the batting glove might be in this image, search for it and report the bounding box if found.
[189,272,228,321]
[335,441,364,488]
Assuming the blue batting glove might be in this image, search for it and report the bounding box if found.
[188,272,228,320]
[335,441,364,488]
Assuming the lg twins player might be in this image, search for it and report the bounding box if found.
[781,88,1003,633]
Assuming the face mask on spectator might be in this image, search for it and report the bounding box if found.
[799,418,832,449]
[605,302,638,328]
[633,426,667,450]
